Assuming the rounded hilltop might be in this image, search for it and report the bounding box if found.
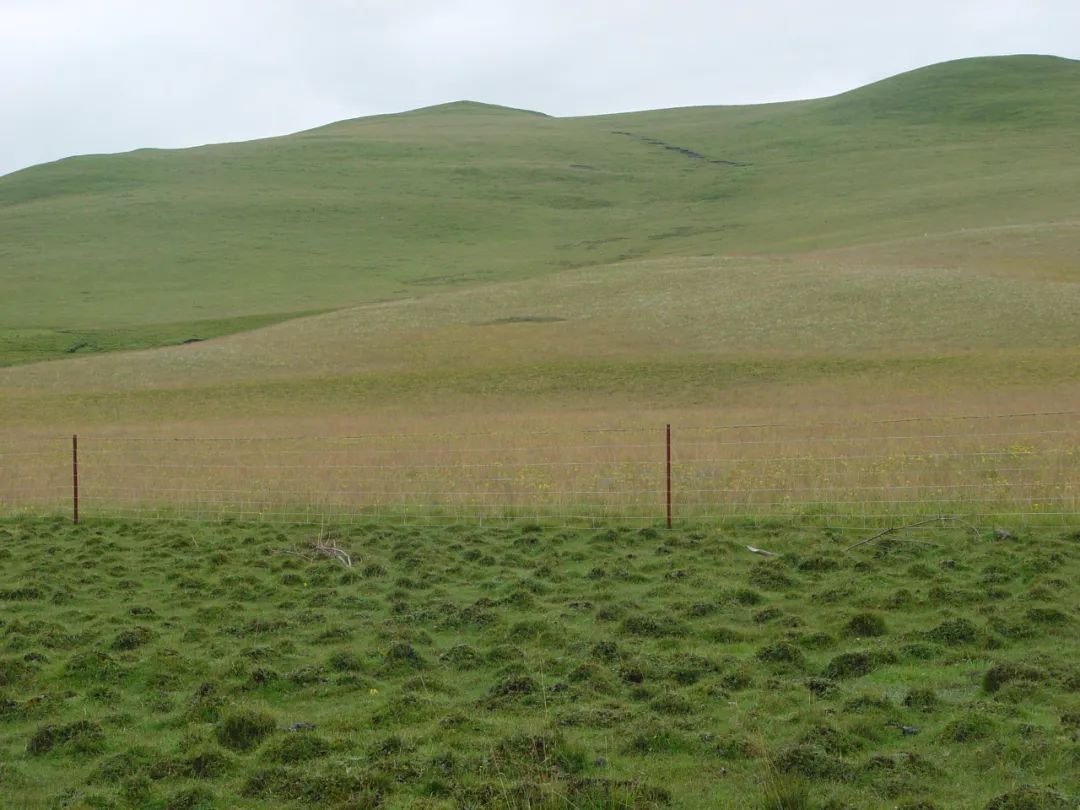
[399,100,550,117]
[817,54,1080,125]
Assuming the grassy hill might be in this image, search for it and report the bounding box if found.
[1,55,1078,370]
[0,54,1077,440]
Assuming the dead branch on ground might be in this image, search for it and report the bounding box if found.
[280,533,354,568]
[844,516,981,552]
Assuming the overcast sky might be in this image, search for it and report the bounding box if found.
[2,0,1078,176]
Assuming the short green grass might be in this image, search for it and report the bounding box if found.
[1,55,1078,431]
[1,518,1078,808]
[2,55,1079,364]
[0,310,330,368]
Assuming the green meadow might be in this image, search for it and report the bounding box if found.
[1,519,1078,809]
[1,54,1078,371]
[1,56,1079,435]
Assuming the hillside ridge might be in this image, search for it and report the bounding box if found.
[4,54,1077,179]
[1,53,1078,369]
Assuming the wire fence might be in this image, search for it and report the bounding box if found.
[0,410,1077,529]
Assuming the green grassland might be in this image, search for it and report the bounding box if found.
[1,519,1078,808]
[1,54,1078,372]
[1,247,1076,427]
[0,310,328,369]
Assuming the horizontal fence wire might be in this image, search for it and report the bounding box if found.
[0,411,1076,528]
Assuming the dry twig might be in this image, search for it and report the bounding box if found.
[311,539,353,568]
[279,532,354,568]
[844,515,981,552]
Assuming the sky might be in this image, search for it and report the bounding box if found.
[2,0,1079,176]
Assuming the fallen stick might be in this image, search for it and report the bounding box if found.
[313,541,353,568]
[844,516,980,552]
[279,539,354,568]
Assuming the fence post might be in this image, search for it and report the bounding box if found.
[72,434,79,525]
[666,424,672,529]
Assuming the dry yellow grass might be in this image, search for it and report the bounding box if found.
[1,233,1076,525]
[2,400,1074,527]
[2,245,1078,398]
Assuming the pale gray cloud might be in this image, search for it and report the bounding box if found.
[2,0,1078,176]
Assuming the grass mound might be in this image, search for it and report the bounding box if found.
[984,785,1072,810]
[26,720,105,756]
[215,708,276,752]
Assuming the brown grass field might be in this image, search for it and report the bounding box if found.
[2,396,1075,527]
[1,238,1077,526]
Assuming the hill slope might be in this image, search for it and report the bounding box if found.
[1,55,1079,369]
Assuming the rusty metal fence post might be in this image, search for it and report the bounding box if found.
[666,424,672,528]
[72,434,79,525]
